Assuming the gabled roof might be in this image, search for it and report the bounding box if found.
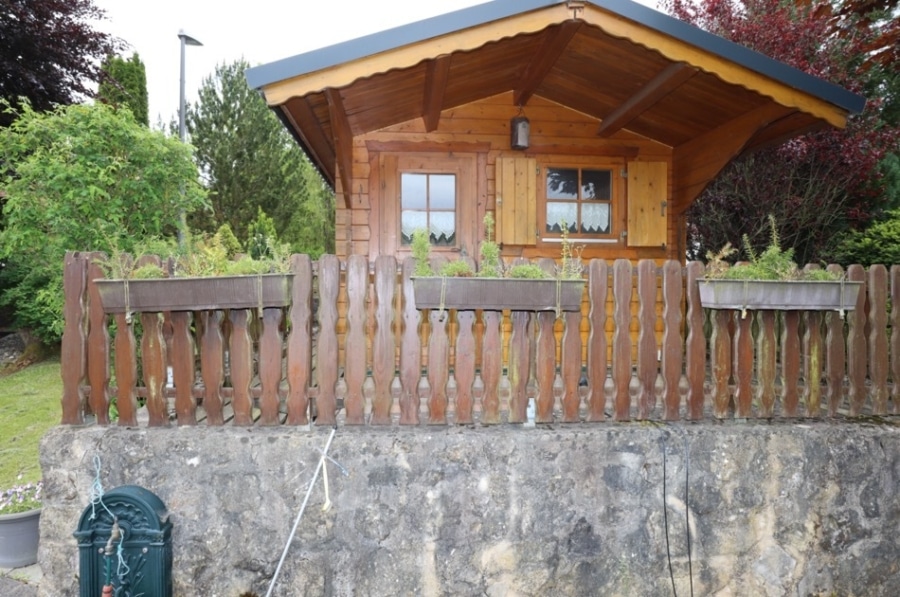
[246,0,865,201]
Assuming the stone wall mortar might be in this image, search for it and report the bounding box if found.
[37,422,900,596]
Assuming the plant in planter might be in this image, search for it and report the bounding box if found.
[93,228,294,314]
[411,214,585,312]
[0,479,42,568]
[698,215,862,316]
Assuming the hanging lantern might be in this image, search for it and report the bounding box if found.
[510,108,530,150]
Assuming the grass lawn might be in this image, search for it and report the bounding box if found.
[0,357,61,489]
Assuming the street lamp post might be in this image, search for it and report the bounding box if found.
[177,30,202,244]
[178,30,203,143]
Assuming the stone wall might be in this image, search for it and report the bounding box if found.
[38,422,900,596]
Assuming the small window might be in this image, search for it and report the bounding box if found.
[400,173,456,246]
[545,167,612,236]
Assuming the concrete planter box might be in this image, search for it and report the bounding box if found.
[412,277,584,311]
[697,278,862,311]
[93,274,293,313]
[0,508,41,568]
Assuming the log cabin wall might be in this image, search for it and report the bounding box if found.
[335,92,675,265]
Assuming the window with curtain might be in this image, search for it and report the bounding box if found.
[400,172,457,246]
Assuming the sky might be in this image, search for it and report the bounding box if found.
[91,0,662,127]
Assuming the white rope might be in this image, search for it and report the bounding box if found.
[265,427,337,597]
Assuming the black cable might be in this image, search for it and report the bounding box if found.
[684,436,694,597]
[663,442,677,597]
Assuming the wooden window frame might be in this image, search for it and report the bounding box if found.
[536,159,626,248]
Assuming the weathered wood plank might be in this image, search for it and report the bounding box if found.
[427,309,449,424]
[199,311,225,426]
[612,259,633,420]
[61,252,88,425]
[141,310,168,427]
[86,254,110,424]
[825,264,848,415]
[756,311,777,417]
[710,310,732,418]
[534,308,556,423]
[587,259,608,421]
[286,255,313,425]
[846,264,867,415]
[508,310,532,423]
[892,266,900,415]
[372,256,396,425]
[316,254,340,425]
[733,311,753,417]
[170,311,197,425]
[113,312,138,427]
[455,310,476,424]
[399,258,421,425]
[661,260,683,420]
[804,311,823,417]
[345,255,368,424]
[867,265,889,414]
[257,307,283,425]
[481,311,502,424]
[561,308,582,423]
[781,312,801,417]
[685,262,706,419]
[229,309,253,426]
[636,260,657,419]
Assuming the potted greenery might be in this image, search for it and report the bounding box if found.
[93,228,294,314]
[411,214,585,312]
[698,216,862,315]
[0,479,42,568]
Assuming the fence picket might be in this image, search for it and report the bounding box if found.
[171,311,197,425]
[87,254,110,424]
[804,311,823,416]
[757,311,777,417]
[400,259,421,425]
[345,255,368,424]
[286,255,313,425]
[781,312,801,416]
[612,259,632,420]
[892,266,900,414]
[587,259,608,421]
[685,262,705,419]
[258,308,283,425]
[661,260,683,421]
[372,256,397,425]
[868,265,889,414]
[316,255,340,425]
[427,309,449,424]
[199,311,225,426]
[61,252,88,425]
[455,310,476,424]
[847,264,867,415]
[734,312,753,417]
[229,309,253,426]
[637,260,657,419]
[711,310,732,418]
[481,311,502,424]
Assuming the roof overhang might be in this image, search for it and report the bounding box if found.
[246,0,865,202]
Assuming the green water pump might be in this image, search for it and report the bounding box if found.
[74,485,173,597]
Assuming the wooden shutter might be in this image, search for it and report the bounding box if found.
[627,161,668,247]
[495,156,537,245]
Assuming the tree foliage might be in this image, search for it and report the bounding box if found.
[0,101,208,341]
[187,59,334,257]
[0,0,120,127]
[667,0,900,264]
[98,53,149,126]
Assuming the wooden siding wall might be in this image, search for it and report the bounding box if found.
[61,252,900,428]
[337,92,675,264]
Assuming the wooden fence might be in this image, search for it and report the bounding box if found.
[59,252,900,427]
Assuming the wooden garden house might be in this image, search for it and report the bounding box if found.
[245,0,864,265]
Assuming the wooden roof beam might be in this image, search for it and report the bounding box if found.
[672,102,795,212]
[325,88,354,209]
[514,21,581,107]
[597,63,697,137]
[280,99,336,185]
[422,55,452,132]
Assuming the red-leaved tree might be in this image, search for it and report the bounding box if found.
[666,0,900,264]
